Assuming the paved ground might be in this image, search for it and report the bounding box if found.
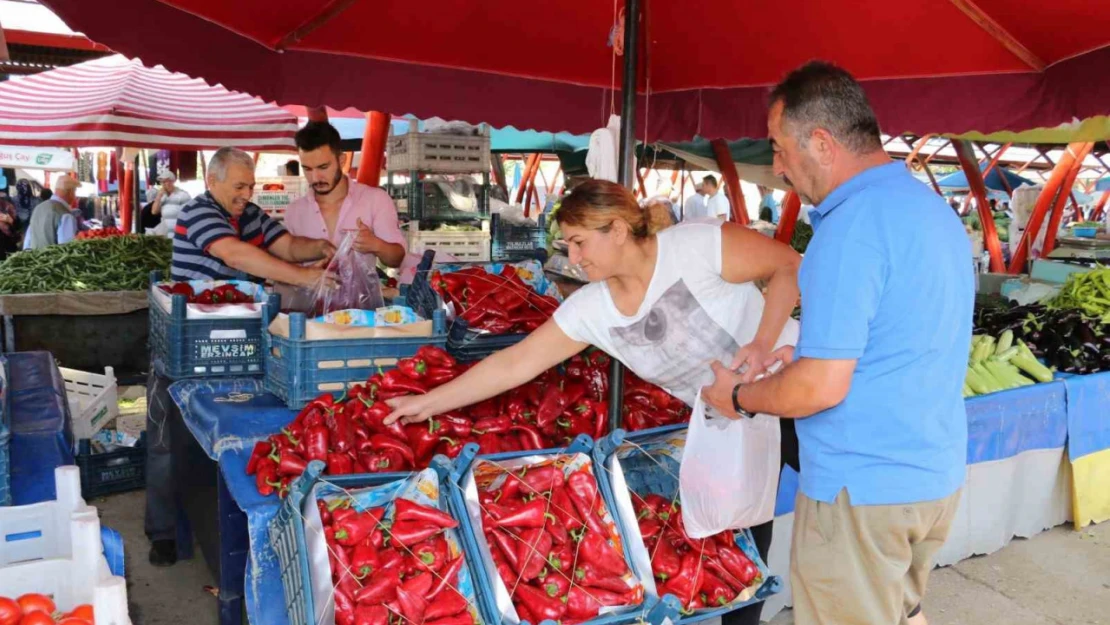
[96,489,1110,625]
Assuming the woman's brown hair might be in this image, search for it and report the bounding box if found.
[556,179,672,239]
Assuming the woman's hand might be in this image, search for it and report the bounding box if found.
[730,342,795,383]
[384,394,438,425]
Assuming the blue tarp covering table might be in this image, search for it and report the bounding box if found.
[1061,371,1110,527]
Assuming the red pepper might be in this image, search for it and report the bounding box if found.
[703,557,746,594]
[516,527,554,580]
[510,424,547,451]
[335,586,357,625]
[660,553,704,608]
[566,470,606,536]
[195,289,214,304]
[403,571,435,597]
[439,436,469,458]
[407,422,444,464]
[476,317,515,334]
[328,452,354,475]
[332,542,362,597]
[271,449,308,477]
[488,529,522,572]
[649,532,682,580]
[304,425,329,463]
[416,345,456,368]
[361,449,406,473]
[700,569,735,606]
[424,614,474,625]
[351,541,380,578]
[565,586,601,619]
[329,409,356,453]
[718,544,759,586]
[423,586,469,621]
[254,458,280,496]
[475,432,504,454]
[592,401,608,439]
[389,522,442,548]
[395,499,459,529]
[429,555,465,599]
[438,413,472,438]
[546,542,574,575]
[472,416,511,435]
[317,499,333,526]
[493,499,552,529]
[395,584,429,624]
[382,369,428,394]
[353,604,388,625]
[424,367,459,387]
[364,401,409,440]
[353,573,397,605]
[246,441,272,475]
[377,549,405,575]
[540,569,570,599]
[367,434,415,467]
[398,357,429,380]
[413,535,449,572]
[535,385,570,429]
[549,487,584,531]
[513,582,567,622]
[579,531,629,577]
[335,509,386,546]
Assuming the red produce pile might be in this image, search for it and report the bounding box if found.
[320,495,479,625]
[475,460,643,624]
[634,495,761,610]
[158,282,253,304]
[565,351,691,431]
[430,265,559,335]
[76,227,123,240]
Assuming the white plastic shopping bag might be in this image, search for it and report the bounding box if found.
[679,391,780,538]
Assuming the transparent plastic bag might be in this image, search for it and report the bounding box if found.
[312,231,385,316]
[679,392,780,538]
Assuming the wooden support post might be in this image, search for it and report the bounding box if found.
[1008,142,1093,273]
[355,111,390,187]
[710,139,748,225]
[1043,145,1094,255]
[775,191,802,244]
[954,140,1005,272]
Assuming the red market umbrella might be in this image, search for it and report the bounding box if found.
[36,0,1110,141]
[0,54,297,150]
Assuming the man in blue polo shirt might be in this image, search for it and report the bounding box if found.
[705,62,973,625]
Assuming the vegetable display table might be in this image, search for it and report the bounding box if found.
[1060,371,1110,528]
[0,291,150,380]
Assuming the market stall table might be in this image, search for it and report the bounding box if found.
[1061,371,1110,528]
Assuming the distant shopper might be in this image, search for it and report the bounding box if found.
[682,181,708,221]
[703,174,732,220]
[24,175,79,249]
[151,171,191,238]
[0,193,18,258]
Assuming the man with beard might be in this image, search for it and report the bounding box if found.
[284,122,406,273]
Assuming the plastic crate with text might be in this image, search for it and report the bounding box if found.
[61,365,118,440]
[386,124,491,174]
[263,309,448,409]
[405,222,491,263]
[269,456,497,625]
[148,271,278,379]
[592,427,781,623]
[445,436,679,625]
[408,251,563,362]
[491,213,548,263]
[0,356,9,506]
[76,435,146,498]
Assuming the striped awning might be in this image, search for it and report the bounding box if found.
[0,54,297,151]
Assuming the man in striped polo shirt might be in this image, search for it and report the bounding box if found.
[171,146,337,286]
[148,147,337,568]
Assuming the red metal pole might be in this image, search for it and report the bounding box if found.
[120,162,133,235]
[515,154,540,205]
[710,139,749,225]
[356,111,390,187]
[1092,189,1110,222]
[491,154,508,195]
[1043,146,1094,255]
[954,140,1005,272]
[1007,142,1093,273]
[775,191,802,244]
[903,134,934,166]
[306,106,329,123]
[635,168,648,198]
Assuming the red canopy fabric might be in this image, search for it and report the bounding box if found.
[38,0,1110,141]
[0,55,298,150]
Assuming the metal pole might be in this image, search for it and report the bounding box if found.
[609,0,641,431]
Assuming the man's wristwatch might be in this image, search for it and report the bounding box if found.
[731,384,755,419]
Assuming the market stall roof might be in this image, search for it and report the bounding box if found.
[936,165,1038,192]
[1098,178,1110,192]
[37,0,1110,142]
[0,54,298,150]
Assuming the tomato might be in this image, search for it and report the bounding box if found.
[15,595,53,617]
[18,611,54,625]
[0,597,21,625]
[62,606,93,621]
[57,619,92,625]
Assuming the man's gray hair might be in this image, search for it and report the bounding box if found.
[208,147,255,182]
[54,175,80,196]
[769,61,883,155]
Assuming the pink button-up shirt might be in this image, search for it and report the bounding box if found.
[283,178,406,264]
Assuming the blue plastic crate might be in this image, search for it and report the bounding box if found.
[270,457,498,625]
[388,172,491,221]
[491,214,548,263]
[1072,226,1098,238]
[446,436,678,625]
[148,271,278,379]
[263,309,448,409]
[76,435,147,499]
[409,251,560,361]
[592,428,782,623]
[0,356,10,506]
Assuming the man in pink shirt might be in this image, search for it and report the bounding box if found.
[284,121,406,269]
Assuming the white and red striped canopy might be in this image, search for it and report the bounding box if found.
[0,55,297,151]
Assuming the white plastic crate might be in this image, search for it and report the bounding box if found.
[256,176,308,196]
[386,123,491,174]
[0,467,131,625]
[60,366,118,440]
[404,222,490,262]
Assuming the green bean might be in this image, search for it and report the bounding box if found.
[0,235,172,294]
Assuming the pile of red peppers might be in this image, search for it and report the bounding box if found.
[76,226,124,240]
[320,495,478,625]
[429,265,560,335]
[476,461,643,624]
[633,495,761,611]
[158,281,254,304]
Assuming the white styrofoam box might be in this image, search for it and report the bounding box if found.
[151,279,268,320]
[0,467,131,625]
[404,220,491,263]
[60,366,118,440]
[256,175,308,197]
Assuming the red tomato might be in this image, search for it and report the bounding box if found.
[57,619,92,625]
[62,606,93,622]
[0,597,21,625]
[15,595,54,617]
[18,612,54,625]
